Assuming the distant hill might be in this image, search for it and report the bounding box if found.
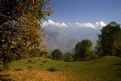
[46,32,77,53]
[45,26,101,53]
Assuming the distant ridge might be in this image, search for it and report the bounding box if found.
[45,26,100,53]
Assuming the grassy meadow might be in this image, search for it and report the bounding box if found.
[0,56,121,81]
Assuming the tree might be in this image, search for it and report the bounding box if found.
[0,0,51,70]
[96,22,121,56]
[64,52,74,62]
[51,49,63,60]
[75,39,92,61]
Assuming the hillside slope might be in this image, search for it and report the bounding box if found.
[1,56,121,81]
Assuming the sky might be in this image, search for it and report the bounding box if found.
[43,0,121,28]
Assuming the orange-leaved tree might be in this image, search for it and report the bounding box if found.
[0,0,51,70]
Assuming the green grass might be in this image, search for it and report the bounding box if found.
[9,56,121,81]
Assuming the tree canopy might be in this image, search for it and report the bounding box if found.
[64,52,74,62]
[0,0,51,70]
[51,49,63,60]
[75,39,92,60]
[96,22,121,57]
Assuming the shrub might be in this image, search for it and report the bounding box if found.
[64,52,74,62]
[51,49,63,61]
[40,51,50,57]
[47,67,59,72]
[27,59,33,63]
[15,68,22,71]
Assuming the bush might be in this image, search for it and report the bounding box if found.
[27,59,33,63]
[47,67,59,72]
[40,51,50,57]
[29,48,41,57]
[51,49,63,61]
[84,51,96,60]
[15,68,22,71]
[64,52,74,62]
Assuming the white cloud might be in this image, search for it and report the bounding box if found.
[100,21,106,26]
[43,20,106,29]
[43,20,68,28]
[96,21,106,27]
[75,22,95,28]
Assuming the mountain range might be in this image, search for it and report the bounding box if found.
[45,26,101,53]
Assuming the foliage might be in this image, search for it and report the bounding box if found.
[75,39,93,61]
[0,0,51,70]
[96,22,121,56]
[0,65,3,71]
[29,48,42,57]
[51,49,63,60]
[39,51,51,58]
[64,52,74,62]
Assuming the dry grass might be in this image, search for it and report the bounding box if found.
[0,69,67,81]
[1,56,121,81]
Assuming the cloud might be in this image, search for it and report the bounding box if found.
[75,22,95,28]
[96,21,106,27]
[43,20,106,29]
[42,20,68,28]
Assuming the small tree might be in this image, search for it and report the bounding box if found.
[75,39,93,61]
[51,49,63,60]
[64,52,74,62]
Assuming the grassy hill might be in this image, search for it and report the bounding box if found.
[1,56,121,81]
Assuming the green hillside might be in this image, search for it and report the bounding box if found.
[1,56,121,81]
